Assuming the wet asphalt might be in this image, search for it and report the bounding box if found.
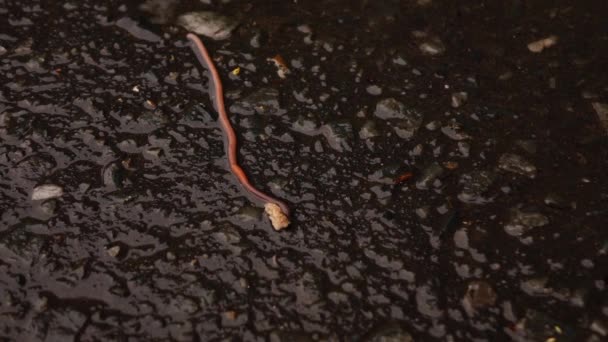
[0,0,607,340]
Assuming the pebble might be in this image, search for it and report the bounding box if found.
[321,120,354,152]
[102,162,124,188]
[415,207,430,219]
[394,116,423,139]
[374,98,423,138]
[415,285,443,318]
[410,144,423,156]
[458,141,471,157]
[249,31,264,48]
[366,85,382,96]
[498,153,537,178]
[520,277,552,297]
[462,280,497,316]
[359,120,380,139]
[392,56,407,66]
[458,170,495,204]
[31,184,64,201]
[117,139,139,153]
[416,163,444,189]
[425,120,440,131]
[143,147,163,160]
[419,38,446,56]
[441,120,471,141]
[527,35,558,53]
[590,319,608,337]
[504,208,549,236]
[592,102,608,134]
[544,193,574,210]
[297,24,312,34]
[176,11,238,40]
[581,259,594,268]
[107,245,121,257]
[374,98,409,120]
[291,114,320,135]
[453,228,469,249]
[451,92,468,108]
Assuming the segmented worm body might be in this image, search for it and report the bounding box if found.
[186,33,290,217]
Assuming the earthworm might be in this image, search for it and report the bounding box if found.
[186,33,291,218]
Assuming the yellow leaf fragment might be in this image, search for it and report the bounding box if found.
[267,54,290,79]
[527,35,558,53]
[265,203,290,230]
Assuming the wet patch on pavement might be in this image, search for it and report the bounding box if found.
[1,0,607,340]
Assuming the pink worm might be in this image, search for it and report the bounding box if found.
[186,33,290,217]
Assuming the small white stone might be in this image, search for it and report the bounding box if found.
[366,85,382,96]
[107,246,121,257]
[527,35,558,53]
[177,11,238,40]
[592,102,608,134]
[31,184,63,201]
